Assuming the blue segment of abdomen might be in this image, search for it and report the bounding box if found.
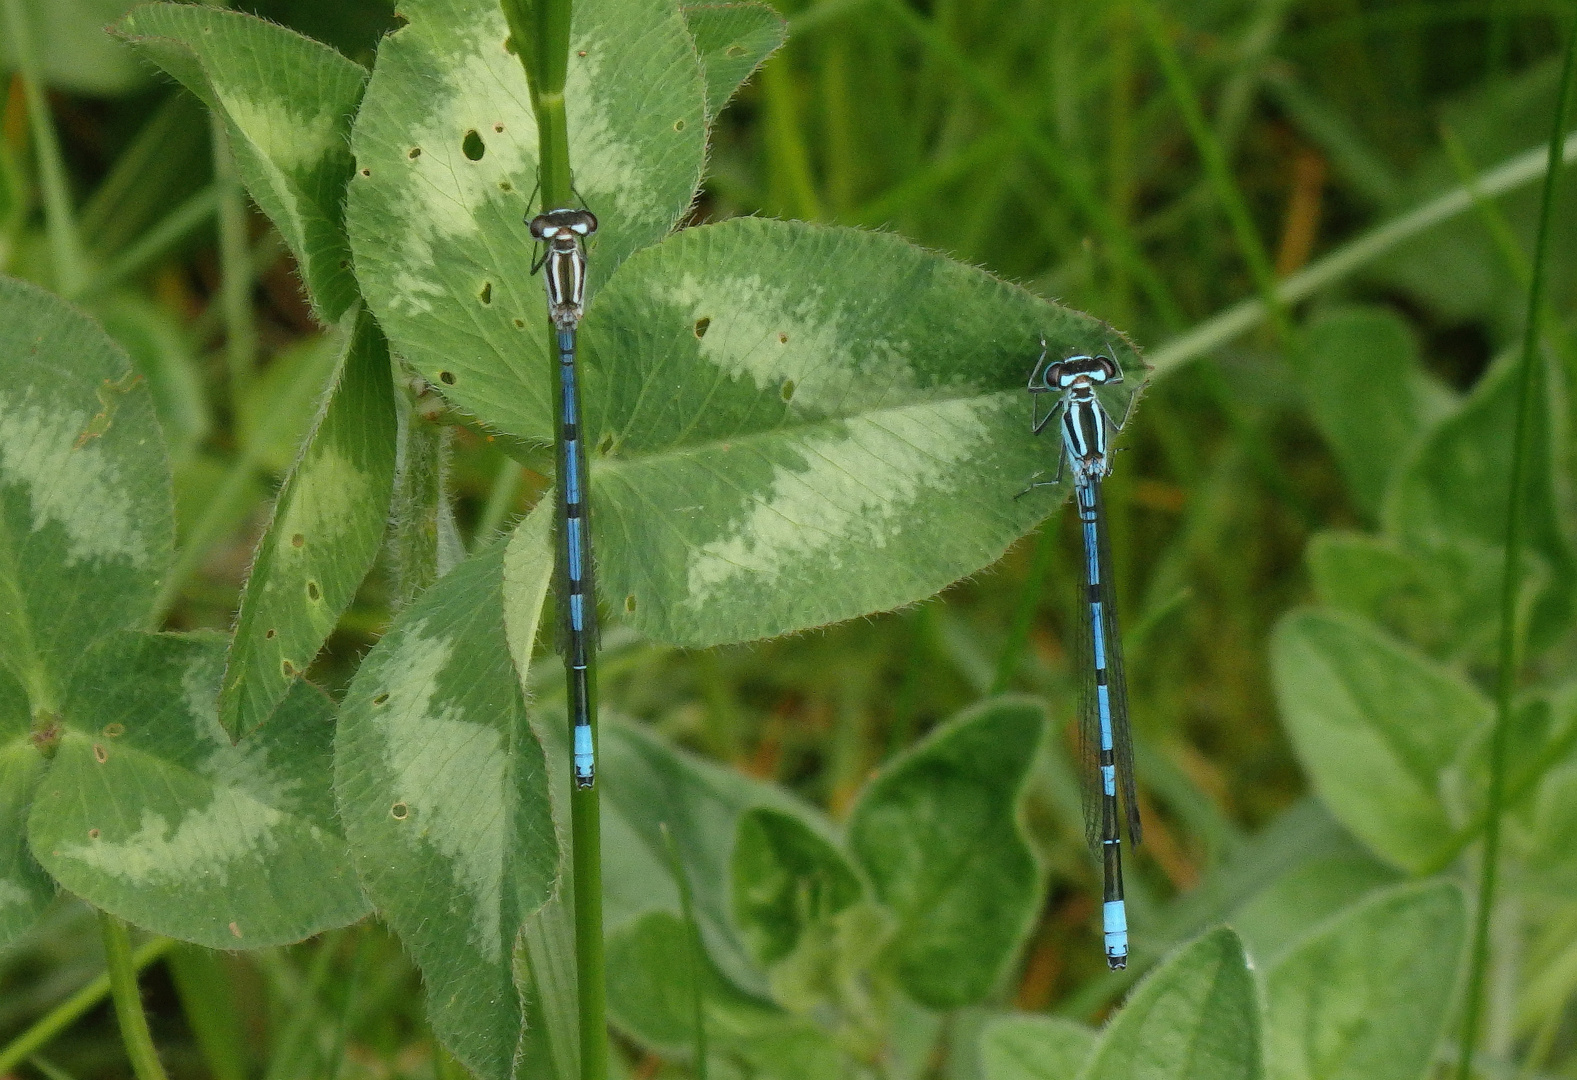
[574,724,594,780]
[1104,900,1128,961]
[566,517,584,580]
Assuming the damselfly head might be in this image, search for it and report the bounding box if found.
[1046,353,1119,391]
[529,208,599,243]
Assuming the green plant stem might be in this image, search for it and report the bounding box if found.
[211,117,256,410]
[1,0,87,296]
[660,824,708,1080]
[503,0,608,1074]
[100,912,173,1080]
[1147,127,1577,378]
[0,936,176,1073]
[1455,16,1577,1080]
[476,457,525,546]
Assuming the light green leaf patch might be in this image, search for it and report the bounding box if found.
[1271,609,1491,873]
[0,667,51,948]
[336,523,557,1080]
[847,697,1045,1010]
[0,276,172,724]
[682,3,787,118]
[1265,881,1464,1080]
[980,1015,1096,1080]
[114,4,369,321]
[220,307,396,740]
[27,631,367,948]
[1385,349,1573,650]
[1081,928,1262,1080]
[345,0,706,440]
[584,218,1141,646]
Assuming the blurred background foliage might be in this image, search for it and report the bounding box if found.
[1,0,1576,1076]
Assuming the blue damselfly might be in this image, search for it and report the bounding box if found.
[529,206,599,788]
[1022,340,1141,969]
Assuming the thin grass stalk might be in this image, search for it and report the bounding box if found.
[1134,0,1290,341]
[500,0,608,1074]
[0,0,86,296]
[1145,129,1577,377]
[100,912,172,1080]
[211,117,257,411]
[1454,14,1577,1080]
[0,937,175,1073]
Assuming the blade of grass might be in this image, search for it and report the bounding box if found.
[0,937,176,1074]
[0,0,87,296]
[876,0,1186,328]
[760,54,825,221]
[1145,128,1577,378]
[211,116,257,411]
[167,945,249,1080]
[1134,0,1289,340]
[84,185,220,299]
[1455,14,1577,1080]
[990,520,1059,695]
[101,911,173,1080]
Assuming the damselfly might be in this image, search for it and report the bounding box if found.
[529,206,599,789]
[1021,339,1141,970]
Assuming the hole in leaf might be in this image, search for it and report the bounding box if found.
[778,332,788,344]
[373,692,390,706]
[408,147,421,159]
[514,318,525,329]
[781,379,796,402]
[89,828,100,839]
[93,744,107,763]
[339,259,349,269]
[726,44,746,57]
[494,123,504,133]
[596,433,614,454]
[625,594,637,612]
[479,282,493,305]
[291,533,305,548]
[462,129,485,160]
[440,371,457,385]
[307,581,321,601]
[391,802,409,820]
[360,168,371,177]
[103,723,124,738]
[265,628,277,639]
[499,180,513,192]
[674,119,686,131]
[693,317,711,338]
[282,660,295,676]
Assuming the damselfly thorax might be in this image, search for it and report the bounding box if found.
[529,208,597,329]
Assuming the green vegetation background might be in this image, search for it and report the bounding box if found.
[1,0,1575,1077]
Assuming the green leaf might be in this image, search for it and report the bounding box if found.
[1306,531,1506,664]
[682,3,787,119]
[95,294,211,468]
[0,666,51,948]
[586,218,1140,646]
[335,512,557,1080]
[113,4,369,321]
[1271,609,1492,872]
[1081,927,1262,1080]
[846,697,1044,1009]
[1299,306,1452,519]
[599,718,834,998]
[1385,349,1574,649]
[979,1015,1096,1080]
[731,805,863,970]
[27,631,368,948]
[220,307,397,740]
[0,275,173,724]
[344,0,706,438]
[513,886,580,1080]
[1225,854,1402,968]
[235,333,341,474]
[0,0,147,96]
[1264,882,1464,1080]
[605,909,845,1080]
